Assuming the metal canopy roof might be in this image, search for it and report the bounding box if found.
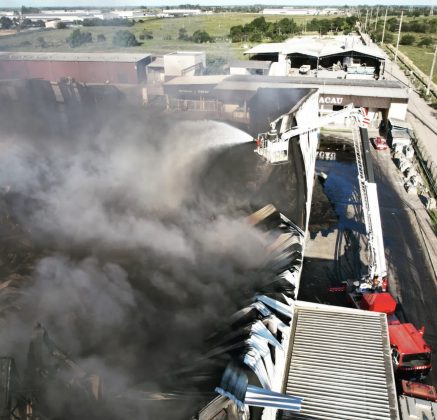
[281,301,399,420]
[213,76,408,101]
[245,36,386,60]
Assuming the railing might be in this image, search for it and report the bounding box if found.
[168,98,220,112]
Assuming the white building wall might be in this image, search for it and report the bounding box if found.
[163,52,206,77]
[229,67,249,75]
[388,102,408,121]
[296,91,320,234]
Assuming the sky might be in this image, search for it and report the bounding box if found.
[2,0,435,8]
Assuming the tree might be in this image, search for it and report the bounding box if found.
[97,34,106,42]
[384,32,395,44]
[400,34,416,45]
[0,16,13,29]
[248,31,262,42]
[247,16,268,32]
[21,18,32,28]
[66,29,92,48]
[112,30,138,47]
[55,21,66,29]
[21,5,40,14]
[178,27,189,41]
[418,36,433,47]
[191,29,213,43]
[138,30,153,40]
[229,25,244,42]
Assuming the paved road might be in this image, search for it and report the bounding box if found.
[384,58,437,169]
[370,144,437,387]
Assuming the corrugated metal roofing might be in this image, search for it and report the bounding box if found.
[244,43,285,55]
[213,76,408,100]
[282,302,399,420]
[245,36,385,60]
[0,52,151,63]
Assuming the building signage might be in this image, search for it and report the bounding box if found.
[319,96,344,105]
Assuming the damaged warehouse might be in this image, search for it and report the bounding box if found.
[0,78,319,419]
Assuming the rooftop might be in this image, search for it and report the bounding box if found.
[245,35,386,60]
[164,75,227,86]
[0,52,151,63]
[283,301,399,420]
[214,75,408,100]
[147,57,164,68]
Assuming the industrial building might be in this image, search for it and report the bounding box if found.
[0,52,152,84]
[146,51,206,83]
[245,35,386,80]
[261,7,344,15]
[163,74,409,125]
[229,60,272,76]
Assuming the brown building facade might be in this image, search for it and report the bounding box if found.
[0,52,152,84]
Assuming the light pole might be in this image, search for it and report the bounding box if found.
[394,11,403,63]
[374,6,379,32]
[381,8,388,46]
[364,9,369,33]
[426,44,437,96]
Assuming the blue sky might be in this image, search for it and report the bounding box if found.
[2,0,434,7]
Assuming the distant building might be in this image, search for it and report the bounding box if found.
[146,51,206,83]
[0,52,152,84]
[262,8,319,15]
[45,20,61,29]
[165,9,211,16]
[230,60,272,76]
[245,35,386,80]
[163,74,409,122]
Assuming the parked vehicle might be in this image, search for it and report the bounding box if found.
[350,291,432,379]
[372,136,388,150]
[298,65,311,75]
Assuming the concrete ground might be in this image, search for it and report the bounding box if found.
[301,131,437,387]
[383,56,437,178]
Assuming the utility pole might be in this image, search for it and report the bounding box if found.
[374,7,379,31]
[394,11,403,63]
[364,9,369,32]
[426,44,437,96]
[381,8,388,45]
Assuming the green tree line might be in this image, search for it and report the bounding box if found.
[229,16,358,43]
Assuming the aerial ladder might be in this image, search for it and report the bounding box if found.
[255,103,388,290]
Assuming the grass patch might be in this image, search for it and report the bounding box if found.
[428,209,437,235]
[400,42,437,83]
[0,13,337,59]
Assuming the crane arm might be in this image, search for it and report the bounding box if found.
[255,103,388,289]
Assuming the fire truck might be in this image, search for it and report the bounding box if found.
[254,104,433,380]
[351,291,432,379]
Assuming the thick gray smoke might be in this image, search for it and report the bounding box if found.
[0,99,273,418]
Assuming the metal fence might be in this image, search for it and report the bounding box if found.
[168,98,220,112]
[409,132,437,199]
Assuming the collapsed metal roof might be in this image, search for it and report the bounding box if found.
[281,301,399,420]
[198,206,399,420]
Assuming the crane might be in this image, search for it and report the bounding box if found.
[254,104,387,290]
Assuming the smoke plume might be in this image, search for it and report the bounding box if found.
[0,92,276,419]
